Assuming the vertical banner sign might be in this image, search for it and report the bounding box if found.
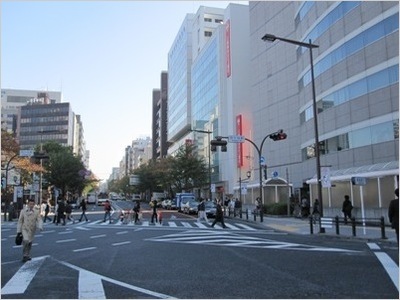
[225,19,231,78]
[236,115,243,167]
[321,167,331,188]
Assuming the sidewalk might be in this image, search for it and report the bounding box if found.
[225,212,398,244]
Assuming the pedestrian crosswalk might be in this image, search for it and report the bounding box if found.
[70,219,261,231]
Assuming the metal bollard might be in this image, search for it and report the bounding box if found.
[254,211,256,222]
[246,208,248,220]
[380,216,387,239]
[351,217,356,236]
[260,210,263,222]
[240,209,242,219]
[309,215,314,234]
[335,216,340,235]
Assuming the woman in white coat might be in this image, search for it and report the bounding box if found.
[17,198,43,262]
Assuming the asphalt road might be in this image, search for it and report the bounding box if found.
[1,201,398,299]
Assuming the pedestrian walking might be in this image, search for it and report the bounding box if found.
[342,195,353,224]
[78,198,88,222]
[65,201,75,224]
[133,200,141,224]
[197,199,208,223]
[151,199,158,224]
[301,197,310,218]
[211,200,227,228]
[56,199,66,226]
[388,188,399,245]
[17,198,43,262]
[41,201,52,222]
[103,200,112,223]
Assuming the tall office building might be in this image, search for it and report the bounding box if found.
[167,4,250,198]
[1,88,62,133]
[16,101,74,150]
[250,1,398,216]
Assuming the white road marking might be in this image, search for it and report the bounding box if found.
[235,223,257,231]
[374,252,399,291]
[367,243,380,250]
[90,234,106,239]
[194,222,208,228]
[79,269,106,299]
[181,222,192,228]
[116,231,128,235]
[58,231,73,235]
[368,243,399,291]
[168,221,178,227]
[112,241,131,246]
[59,260,174,298]
[73,247,97,253]
[56,239,76,243]
[1,255,48,295]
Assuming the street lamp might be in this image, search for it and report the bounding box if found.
[190,129,212,200]
[262,33,324,231]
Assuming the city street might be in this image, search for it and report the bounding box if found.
[1,202,398,299]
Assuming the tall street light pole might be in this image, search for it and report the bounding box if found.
[191,129,212,200]
[262,33,324,232]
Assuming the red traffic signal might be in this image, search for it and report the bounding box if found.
[269,131,287,141]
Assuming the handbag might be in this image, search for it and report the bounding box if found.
[15,233,23,245]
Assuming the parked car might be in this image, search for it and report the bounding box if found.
[169,199,177,210]
[205,201,217,218]
[181,199,200,214]
[161,199,171,209]
[97,198,109,206]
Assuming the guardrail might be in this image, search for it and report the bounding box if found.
[309,215,388,239]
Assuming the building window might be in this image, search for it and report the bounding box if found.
[204,31,212,37]
[215,19,223,24]
[204,18,212,22]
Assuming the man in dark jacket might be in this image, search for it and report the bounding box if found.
[388,188,399,245]
[342,195,353,224]
[56,199,66,226]
[211,199,227,228]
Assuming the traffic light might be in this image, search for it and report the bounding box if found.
[269,130,287,141]
[263,166,267,180]
[211,137,227,152]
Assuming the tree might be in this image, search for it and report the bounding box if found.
[42,141,93,197]
[168,144,208,194]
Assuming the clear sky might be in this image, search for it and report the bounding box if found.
[1,0,248,181]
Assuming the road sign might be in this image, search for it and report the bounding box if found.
[272,171,278,178]
[260,156,266,166]
[351,177,367,186]
[228,135,245,143]
[19,149,34,157]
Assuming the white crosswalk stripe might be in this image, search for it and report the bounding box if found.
[68,218,261,231]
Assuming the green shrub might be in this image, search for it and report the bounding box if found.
[264,202,287,215]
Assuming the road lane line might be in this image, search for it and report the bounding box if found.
[73,247,97,253]
[112,241,131,246]
[235,223,257,231]
[79,269,106,299]
[58,231,73,235]
[116,231,128,235]
[367,243,380,250]
[56,239,76,243]
[1,255,48,295]
[90,234,106,239]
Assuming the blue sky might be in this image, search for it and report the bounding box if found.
[1,0,248,181]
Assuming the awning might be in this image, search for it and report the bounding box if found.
[306,161,399,184]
